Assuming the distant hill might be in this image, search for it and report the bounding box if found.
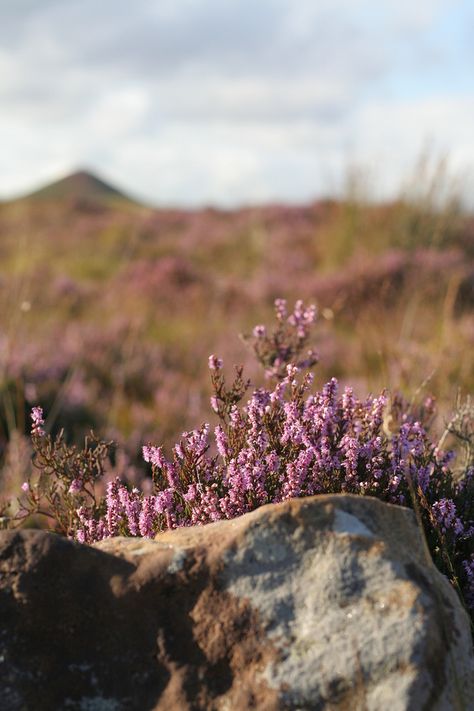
[18,169,138,206]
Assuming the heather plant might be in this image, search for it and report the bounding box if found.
[6,299,474,627]
[6,407,113,537]
[241,298,318,380]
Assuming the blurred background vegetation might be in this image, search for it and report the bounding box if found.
[0,158,473,496]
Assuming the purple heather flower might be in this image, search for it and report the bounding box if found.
[288,300,316,337]
[208,354,223,371]
[76,506,110,545]
[253,324,266,338]
[117,486,141,536]
[341,434,360,481]
[215,425,228,459]
[139,497,156,537]
[164,461,179,488]
[142,445,166,469]
[31,406,45,436]
[462,556,474,609]
[105,478,122,536]
[174,443,184,460]
[270,380,287,404]
[424,396,436,417]
[229,405,242,427]
[432,498,464,538]
[274,298,287,321]
[68,479,82,495]
[183,483,198,503]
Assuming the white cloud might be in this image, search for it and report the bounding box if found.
[0,0,471,205]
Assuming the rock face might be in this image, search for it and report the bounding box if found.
[0,495,473,711]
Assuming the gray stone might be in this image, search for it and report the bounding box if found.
[0,494,473,710]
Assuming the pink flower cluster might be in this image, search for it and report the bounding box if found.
[31,406,45,437]
[246,299,319,380]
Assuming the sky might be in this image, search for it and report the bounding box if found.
[1,0,473,207]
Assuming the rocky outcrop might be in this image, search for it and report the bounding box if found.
[0,495,473,710]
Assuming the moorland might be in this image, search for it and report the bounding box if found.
[0,167,473,495]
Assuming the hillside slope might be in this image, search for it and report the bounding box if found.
[15,169,137,206]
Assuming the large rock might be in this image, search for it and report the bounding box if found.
[0,494,473,710]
